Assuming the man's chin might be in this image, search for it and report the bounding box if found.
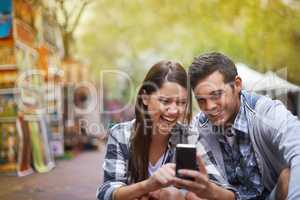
[209,118,226,126]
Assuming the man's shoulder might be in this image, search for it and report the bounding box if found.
[252,93,283,116]
[241,90,282,109]
[253,94,293,131]
[241,90,262,111]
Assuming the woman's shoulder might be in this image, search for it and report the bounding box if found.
[108,120,135,144]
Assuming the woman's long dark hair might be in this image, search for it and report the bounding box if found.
[127,60,191,183]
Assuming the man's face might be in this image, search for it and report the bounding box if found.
[193,71,242,126]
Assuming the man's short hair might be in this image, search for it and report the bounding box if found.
[189,52,238,89]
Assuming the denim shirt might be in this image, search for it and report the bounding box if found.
[215,96,267,199]
[191,90,300,199]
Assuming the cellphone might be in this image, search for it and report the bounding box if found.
[175,144,197,180]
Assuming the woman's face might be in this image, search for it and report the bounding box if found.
[142,81,188,136]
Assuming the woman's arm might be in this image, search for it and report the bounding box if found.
[113,163,176,200]
[98,122,177,200]
[97,126,129,200]
[113,179,149,200]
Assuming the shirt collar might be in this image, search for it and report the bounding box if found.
[232,93,249,134]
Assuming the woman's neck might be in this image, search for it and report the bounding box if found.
[150,130,170,146]
[149,132,170,165]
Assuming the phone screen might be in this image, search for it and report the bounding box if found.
[175,144,197,180]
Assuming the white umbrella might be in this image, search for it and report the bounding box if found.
[254,71,300,93]
[236,63,266,91]
[236,63,300,93]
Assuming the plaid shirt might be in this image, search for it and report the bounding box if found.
[97,120,190,200]
[190,93,267,200]
[97,119,237,200]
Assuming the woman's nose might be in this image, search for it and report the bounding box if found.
[166,103,179,116]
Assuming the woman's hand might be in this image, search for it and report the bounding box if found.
[134,196,151,200]
[149,187,186,200]
[144,163,176,192]
[149,189,160,199]
[114,163,177,200]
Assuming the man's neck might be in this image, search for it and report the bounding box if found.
[227,95,241,126]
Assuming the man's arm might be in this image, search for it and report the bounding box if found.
[256,98,300,199]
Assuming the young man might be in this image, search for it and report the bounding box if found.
[175,52,299,200]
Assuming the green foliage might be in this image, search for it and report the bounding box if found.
[75,0,300,100]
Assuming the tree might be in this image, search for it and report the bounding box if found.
[52,0,93,59]
[77,0,300,91]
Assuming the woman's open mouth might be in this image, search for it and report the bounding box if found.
[159,116,177,125]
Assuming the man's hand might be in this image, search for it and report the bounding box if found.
[173,154,219,199]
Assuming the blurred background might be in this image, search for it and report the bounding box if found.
[0,0,300,199]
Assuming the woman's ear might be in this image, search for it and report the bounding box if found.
[141,94,149,106]
[141,90,149,106]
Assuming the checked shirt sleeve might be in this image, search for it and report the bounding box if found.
[97,125,129,200]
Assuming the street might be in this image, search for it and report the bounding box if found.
[0,145,105,200]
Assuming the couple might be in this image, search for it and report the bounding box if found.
[97,52,300,200]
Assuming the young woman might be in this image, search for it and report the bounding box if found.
[97,60,191,200]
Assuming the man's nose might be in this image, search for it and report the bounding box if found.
[205,99,217,111]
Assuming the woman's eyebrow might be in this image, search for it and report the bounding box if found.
[210,89,223,95]
[157,96,187,100]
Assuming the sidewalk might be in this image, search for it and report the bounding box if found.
[0,145,105,200]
